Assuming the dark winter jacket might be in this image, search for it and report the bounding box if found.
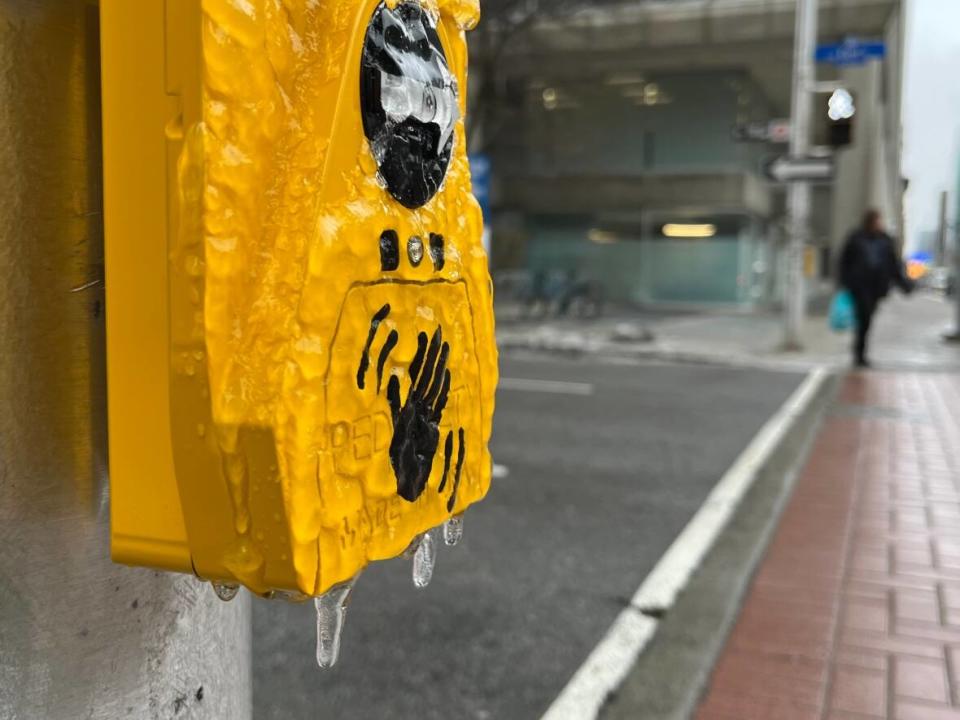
[839,229,912,301]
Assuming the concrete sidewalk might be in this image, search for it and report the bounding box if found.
[590,294,960,720]
[695,371,960,720]
[497,293,960,372]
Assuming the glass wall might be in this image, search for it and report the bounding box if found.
[494,68,776,308]
[525,213,770,307]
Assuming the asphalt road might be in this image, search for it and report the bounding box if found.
[253,353,803,720]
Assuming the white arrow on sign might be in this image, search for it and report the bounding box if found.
[764,155,834,183]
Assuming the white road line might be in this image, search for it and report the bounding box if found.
[542,611,658,720]
[498,377,595,396]
[540,367,831,720]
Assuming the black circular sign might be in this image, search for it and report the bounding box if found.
[360,2,459,210]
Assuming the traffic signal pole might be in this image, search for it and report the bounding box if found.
[938,190,960,343]
[948,224,960,342]
[0,4,251,718]
[783,0,819,350]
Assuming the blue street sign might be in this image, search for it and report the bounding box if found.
[816,37,885,66]
[469,153,491,220]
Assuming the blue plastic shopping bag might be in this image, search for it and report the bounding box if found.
[829,290,855,332]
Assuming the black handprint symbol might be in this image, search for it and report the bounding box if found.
[357,303,395,392]
[438,427,466,512]
[356,305,466,505]
[385,327,451,501]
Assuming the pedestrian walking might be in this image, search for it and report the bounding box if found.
[838,209,914,367]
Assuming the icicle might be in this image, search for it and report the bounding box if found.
[314,577,357,669]
[412,528,439,589]
[212,582,239,602]
[443,513,464,546]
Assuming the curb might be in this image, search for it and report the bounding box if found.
[540,367,840,720]
[498,334,830,373]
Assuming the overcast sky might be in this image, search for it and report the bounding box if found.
[902,0,960,246]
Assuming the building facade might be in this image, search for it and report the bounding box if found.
[471,0,906,308]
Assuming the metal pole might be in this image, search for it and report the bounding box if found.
[954,231,960,335]
[950,224,960,342]
[936,190,948,266]
[783,0,819,350]
[0,3,251,718]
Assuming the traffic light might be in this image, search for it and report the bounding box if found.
[813,88,855,148]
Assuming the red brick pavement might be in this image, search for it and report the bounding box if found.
[696,372,960,720]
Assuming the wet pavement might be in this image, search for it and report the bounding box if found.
[253,355,802,719]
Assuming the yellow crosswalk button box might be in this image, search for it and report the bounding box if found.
[101,0,496,598]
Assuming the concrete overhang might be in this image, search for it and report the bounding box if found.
[481,0,900,114]
[499,171,772,217]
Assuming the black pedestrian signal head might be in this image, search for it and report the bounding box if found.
[360,1,459,209]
